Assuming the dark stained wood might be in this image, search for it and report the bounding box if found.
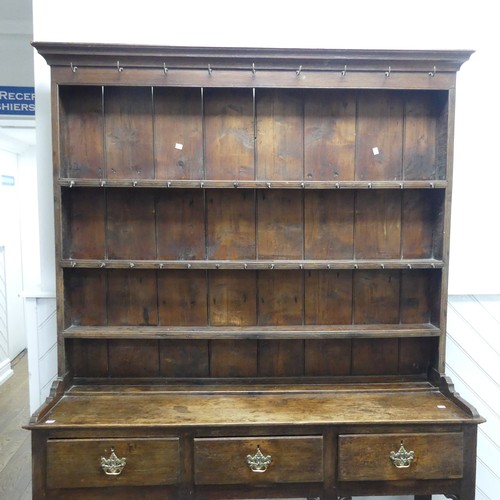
[353,270,400,324]
[305,339,352,376]
[206,189,255,259]
[304,190,354,259]
[65,269,107,327]
[154,87,203,180]
[63,188,105,259]
[255,89,303,181]
[106,189,156,260]
[399,337,434,375]
[402,190,442,259]
[159,340,209,377]
[204,88,254,180]
[304,90,356,181]
[338,433,463,481]
[257,190,303,259]
[304,270,352,325]
[400,270,435,324]
[47,438,179,487]
[156,189,206,260]
[351,338,399,375]
[209,270,257,326]
[71,339,109,378]
[32,43,480,500]
[354,190,401,259]
[104,87,154,179]
[258,271,303,326]
[209,340,258,377]
[403,91,439,180]
[258,339,304,377]
[158,270,208,326]
[59,85,104,178]
[356,90,404,181]
[107,270,158,326]
[108,340,160,377]
[193,436,323,484]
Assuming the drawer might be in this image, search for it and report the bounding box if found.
[338,432,463,481]
[194,436,323,485]
[47,438,180,489]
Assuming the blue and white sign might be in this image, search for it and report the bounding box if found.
[1,175,15,187]
[0,86,35,116]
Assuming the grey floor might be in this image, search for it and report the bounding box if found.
[0,350,31,499]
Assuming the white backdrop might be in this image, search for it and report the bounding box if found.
[31,0,500,294]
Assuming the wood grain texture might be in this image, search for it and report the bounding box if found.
[59,85,104,178]
[105,87,154,179]
[304,90,356,181]
[256,89,303,181]
[204,88,254,180]
[154,87,203,180]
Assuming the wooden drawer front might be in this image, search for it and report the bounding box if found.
[194,436,323,485]
[338,432,463,481]
[47,438,180,489]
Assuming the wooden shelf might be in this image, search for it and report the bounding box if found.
[61,259,445,270]
[59,178,448,190]
[63,323,441,340]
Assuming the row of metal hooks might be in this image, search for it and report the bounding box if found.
[69,61,438,78]
[68,261,436,270]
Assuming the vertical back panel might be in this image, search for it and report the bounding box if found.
[305,339,352,376]
[156,189,206,260]
[206,190,256,259]
[403,91,438,180]
[257,190,303,259]
[210,340,258,377]
[107,270,158,326]
[258,340,304,377]
[159,340,210,377]
[204,88,254,180]
[304,190,354,259]
[108,340,160,377]
[63,189,106,259]
[154,87,203,180]
[106,189,157,260]
[352,338,399,375]
[304,270,353,325]
[209,270,257,326]
[256,89,303,181]
[70,339,109,378]
[304,90,356,181]
[104,87,154,179]
[258,271,304,326]
[356,91,404,180]
[353,270,400,324]
[59,86,104,178]
[158,270,208,326]
[354,191,402,259]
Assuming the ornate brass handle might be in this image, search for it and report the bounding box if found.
[100,447,127,476]
[389,441,415,468]
[246,446,272,473]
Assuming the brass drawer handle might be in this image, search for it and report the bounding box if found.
[389,441,415,468]
[246,446,272,473]
[100,447,127,476]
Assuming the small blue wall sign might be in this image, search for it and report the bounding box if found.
[1,175,15,187]
[0,86,35,116]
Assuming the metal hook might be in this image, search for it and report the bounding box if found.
[252,63,256,75]
[208,64,213,76]
[163,63,168,76]
[132,181,138,187]
[341,65,347,76]
[429,66,437,77]
[100,180,106,187]
[267,182,272,188]
[117,61,124,73]
[69,180,75,188]
[296,65,302,76]
[70,62,78,73]
[233,182,239,188]
[385,66,391,77]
